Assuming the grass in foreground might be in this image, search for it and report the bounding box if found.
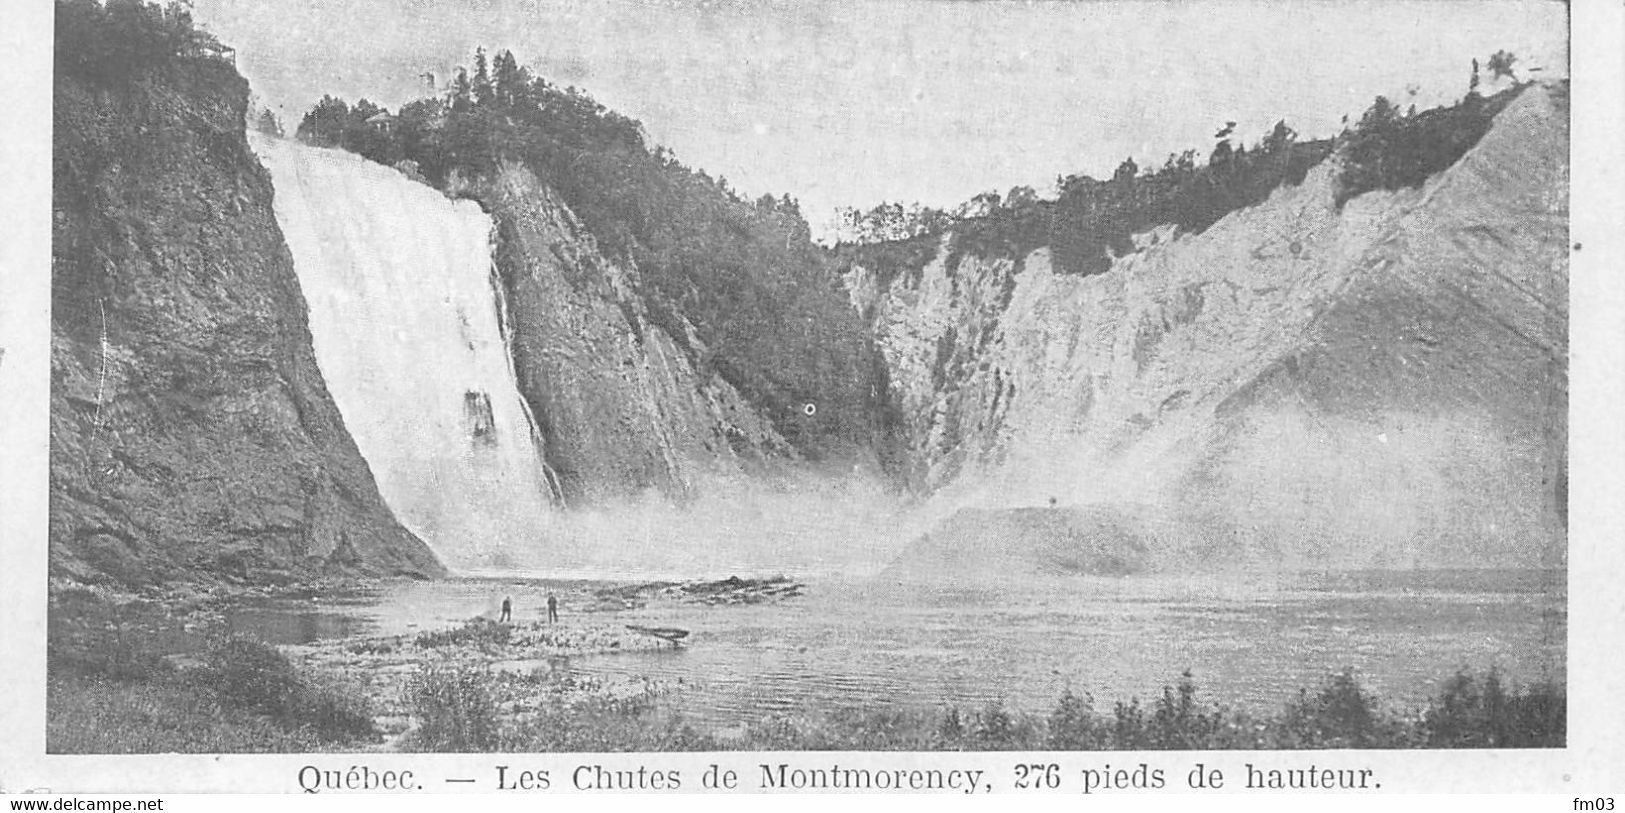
[48,589,379,753]
[47,675,337,753]
[48,633,380,753]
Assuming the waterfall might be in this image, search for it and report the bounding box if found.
[251,133,555,570]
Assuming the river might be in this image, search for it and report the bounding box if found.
[226,568,1564,730]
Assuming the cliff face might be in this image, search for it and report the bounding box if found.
[848,84,1567,570]
[449,164,798,506]
[51,62,444,585]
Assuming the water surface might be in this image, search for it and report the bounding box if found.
[230,569,1565,727]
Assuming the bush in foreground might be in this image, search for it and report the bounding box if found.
[1423,668,1565,748]
[405,664,503,751]
[414,617,513,650]
[404,662,716,752]
[47,675,332,753]
[198,636,377,743]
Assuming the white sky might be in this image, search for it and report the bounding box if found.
[193,0,1568,235]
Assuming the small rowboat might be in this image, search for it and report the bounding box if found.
[625,624,691,647]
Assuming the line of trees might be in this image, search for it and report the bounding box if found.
[839,52,1534,281]
[840,116,1332,282]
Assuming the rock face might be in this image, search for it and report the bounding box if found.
[451,164,795,506]
[848,84,1568,570]
[51,62,444,585]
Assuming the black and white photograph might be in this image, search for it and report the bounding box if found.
[1,0,1619,801]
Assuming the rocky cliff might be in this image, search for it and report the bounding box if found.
[847,84,1568,570]
[448,164,811,507]
[51,56,444,585]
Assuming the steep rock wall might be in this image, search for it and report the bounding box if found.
[51,63,443,585]
[452,164,794,506]
[849,84,1567,569]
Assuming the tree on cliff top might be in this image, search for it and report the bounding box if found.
[1487,50,1519,83]
[295,95,349,146]
[56,0,225,84]
[294,96,401,165]
[472,47,495,107]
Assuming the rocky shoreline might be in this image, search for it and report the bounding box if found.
[284,620,661,746]
[270,574,807,747]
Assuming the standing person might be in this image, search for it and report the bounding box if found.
[547,593,559,625]
[500,595,512,623]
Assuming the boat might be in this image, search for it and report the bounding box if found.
[625,624,691,647]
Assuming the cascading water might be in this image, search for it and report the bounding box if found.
[250,133,555,570]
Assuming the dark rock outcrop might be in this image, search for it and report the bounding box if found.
[51,57,443,585]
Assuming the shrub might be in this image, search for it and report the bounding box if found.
[514,685,717,752]
[963,700,1041,750]
[47,624,173,683]
[346,638,397,656]
[47,588,175,683]
[1494,681,1565,747]
[938,706,965,745]
[1145,671,1231,749]
[1422,668,1564,748]
[405,664,502,751]
[401,665,721,753]
[47,674,329,754]
[414,617,513,649]
[1110,697,1150,749]
[198,636,376,742]
[525,707,712,752]
[1276,669,1392,748]
[832,707,946,750]
[742,706,954,751]
[1047,688,1106,750]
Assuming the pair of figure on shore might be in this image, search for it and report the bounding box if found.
[499,594,558,624]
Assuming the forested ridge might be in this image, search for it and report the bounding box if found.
[834,55,1532,287]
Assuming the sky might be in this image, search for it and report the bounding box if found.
[192,0,1569,237]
